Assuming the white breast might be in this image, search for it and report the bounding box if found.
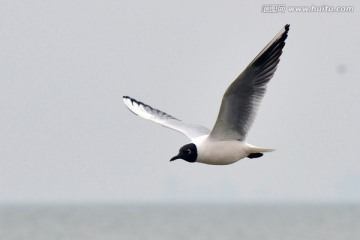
[192,136,250,165]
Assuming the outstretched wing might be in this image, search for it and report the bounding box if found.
[123,96,210,140]
[209,24,290,141]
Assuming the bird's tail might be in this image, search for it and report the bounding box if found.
[248,145,276,153]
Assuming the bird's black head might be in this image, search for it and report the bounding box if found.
[170,143,197,163]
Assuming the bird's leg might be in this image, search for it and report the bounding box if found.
[247,153,263,159]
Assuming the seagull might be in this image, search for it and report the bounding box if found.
[123,24,289,165]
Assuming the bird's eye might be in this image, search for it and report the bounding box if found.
[187,149,191,155]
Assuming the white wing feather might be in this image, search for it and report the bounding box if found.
[123,96,210,140]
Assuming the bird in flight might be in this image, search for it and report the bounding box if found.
[123,24,290,165]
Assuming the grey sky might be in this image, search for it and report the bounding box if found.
[1,1,359,202]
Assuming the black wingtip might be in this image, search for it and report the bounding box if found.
[280,24,290,43]
[285,24,290,31]
[123,96,141,106]
[251,24,290,68]
[123,95,137,104]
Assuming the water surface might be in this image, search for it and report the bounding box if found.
[1,203,359,240]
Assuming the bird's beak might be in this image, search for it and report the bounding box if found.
[170,155,180,162]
